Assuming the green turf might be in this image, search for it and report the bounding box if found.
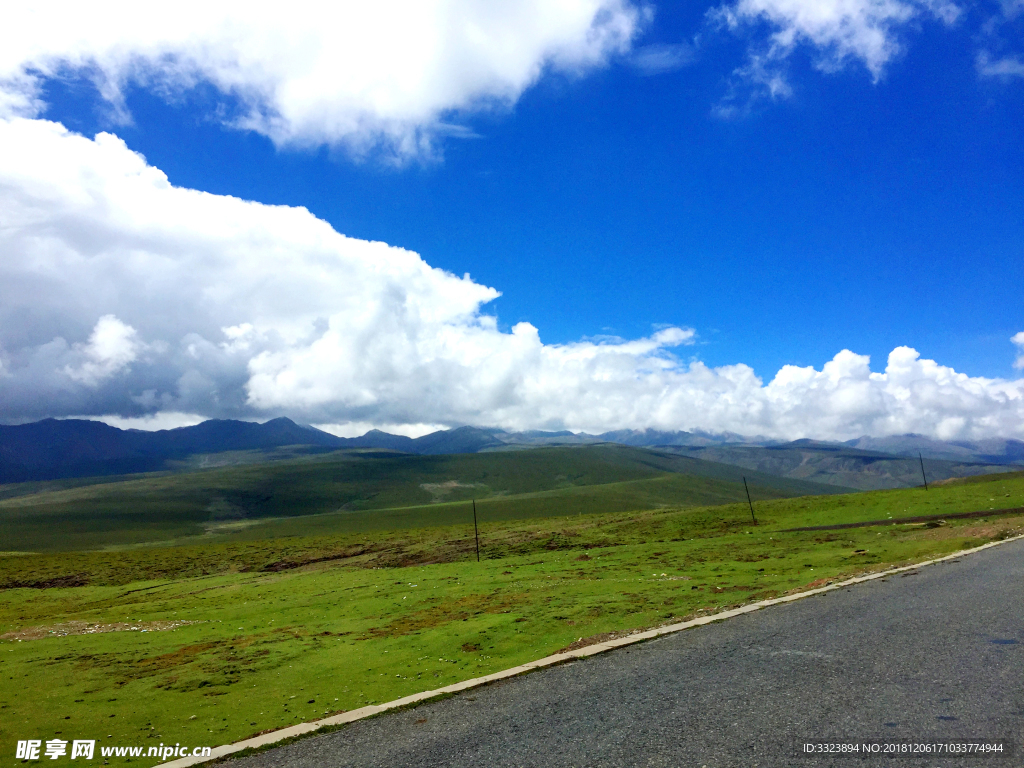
[1,471,1023,764]
[0,445,845,552]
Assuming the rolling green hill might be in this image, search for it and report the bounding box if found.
[0,444,848,551]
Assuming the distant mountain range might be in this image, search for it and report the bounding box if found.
[1,417,1021,485]
[654,441,1021,492]
[0,417,343,483]
[841,434,1024,465]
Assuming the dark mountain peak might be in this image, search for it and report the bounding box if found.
[343,430,416,451]
[0,416,346,483]
[0,418,158,482]
[263,416,299,426]
[438,425,509,438]
[786,438,842,448]
[411,425,505,454]
[598,428,744,448]
[7,417,119,433]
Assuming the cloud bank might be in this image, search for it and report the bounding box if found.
[2,116,1023,441]
[0,0,641,160]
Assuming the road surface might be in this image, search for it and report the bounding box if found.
[227,539,1024,767]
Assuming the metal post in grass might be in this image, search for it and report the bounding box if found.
[743,477,757,525]
[919,453,929,491]
[472,499,480,562]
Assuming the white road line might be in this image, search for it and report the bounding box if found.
[162,534,1024,768]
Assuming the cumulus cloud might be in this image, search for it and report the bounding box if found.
[0,0,641,160]
[2,117,1023,440]
[712,0,960,112]
[63,315,140,386]
[763,346,1024,441]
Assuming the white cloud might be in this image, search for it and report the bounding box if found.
[76,411,206,431]
[63,315,140,386]
[713,0,960,110]
[999,0,1024,18]
[314,422,449,439]
[2,117,1023,441]
[763,346,1024,441]
[975,0,1024,82]
[1013,332,1024,370]
[629,43,697,75]
[977,52,1024,78]
[0,0,641,160]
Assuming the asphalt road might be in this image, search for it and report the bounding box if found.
[227,539,1024,768]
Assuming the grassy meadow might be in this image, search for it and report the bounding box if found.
[1,468,1022,763]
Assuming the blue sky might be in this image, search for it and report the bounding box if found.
[1,0,1023,439]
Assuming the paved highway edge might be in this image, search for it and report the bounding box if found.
[162,534,1024,768]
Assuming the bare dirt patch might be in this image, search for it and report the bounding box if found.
[1,619,197,642]
[262,543,386,572]
[914,520,1024,542]
[557,629,641,653]
[783,507,1024,532]
[790,577,837,593]
[711,584,757,593]
[1,574,90,589]
[361,593,522,639]
[419,480,485,502]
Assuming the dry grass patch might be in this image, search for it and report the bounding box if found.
[914,517,1024,542]
[1,619,196,641]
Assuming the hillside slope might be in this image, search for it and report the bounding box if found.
[0,444,845,551]
[659,442,1012,490]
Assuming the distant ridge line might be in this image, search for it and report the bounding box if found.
[1,417,1022,485]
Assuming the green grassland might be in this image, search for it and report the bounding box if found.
[1,470,1022,763]
[0,445,845,552]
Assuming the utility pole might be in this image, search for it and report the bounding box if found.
[472,499,480,562]
[919,453,929,491]
[743,477,757,525]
